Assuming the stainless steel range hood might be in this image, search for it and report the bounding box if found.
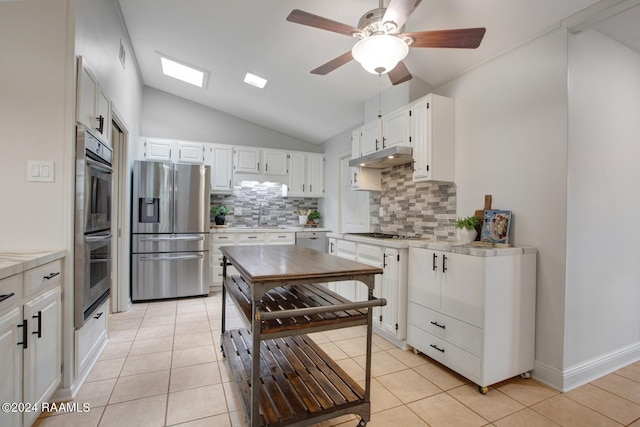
[348,146,413,169]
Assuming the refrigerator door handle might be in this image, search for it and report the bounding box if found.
[139,254,205,262]
[139,235,204,242]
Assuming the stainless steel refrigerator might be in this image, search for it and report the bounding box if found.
[131,161,210,301]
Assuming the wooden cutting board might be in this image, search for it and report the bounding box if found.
[475,195,492,221]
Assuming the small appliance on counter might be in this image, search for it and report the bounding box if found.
[131,161,210,301]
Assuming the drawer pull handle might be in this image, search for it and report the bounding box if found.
[32,311,42,338]
[442,254,448,273]
[0,292,15,303]
[94,312,104,320]
[430,321,445,329]
[430,344,445,353]
[44,272,60,280]
[432,253,438,271]
[247,237,257,239]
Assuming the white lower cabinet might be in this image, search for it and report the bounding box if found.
[329,238,408,348]
[75,298,108,382]
[0,305,22,427]
[407,247,536,392]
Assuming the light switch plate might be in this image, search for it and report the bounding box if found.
[27,161,54,182]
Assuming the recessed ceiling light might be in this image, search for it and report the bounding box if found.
[160,55,207,88]
[243,72,268,89]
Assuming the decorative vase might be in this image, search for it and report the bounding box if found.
[457,228,477,244]
[215,214,226,225]
[298,215,308,225]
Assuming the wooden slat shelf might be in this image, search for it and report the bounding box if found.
[224,275,372,336]
[222,329,366,427]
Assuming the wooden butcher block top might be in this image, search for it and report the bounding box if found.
[219,244,382,286]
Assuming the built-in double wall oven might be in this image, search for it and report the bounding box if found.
[74,126,112,328]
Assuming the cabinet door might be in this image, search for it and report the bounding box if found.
[23,287,61,426]
[408,247,441,310]
[411,97,430,181]
[95,87,111,145]
[412,94,454,182]
[361,120,381,155]
[263,149,288,176]
[0,307,22,427]
[306,154,324,197]
[234,147,261,174]
[287,152,306,196]
[76,56,99,132]
[209,144,233,193]
[441,252,483,326]
[382,105,411,149]
[178,141,204,164]
[144,139,174,161]
[380,248,400,337]
[351,129,361,158]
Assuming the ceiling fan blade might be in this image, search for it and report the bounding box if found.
[404,28,486,49]
[311,51,354,75]
[383,0,423,31]
[388,61,412,85]
[287,9,362,37]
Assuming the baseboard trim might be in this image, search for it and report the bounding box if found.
[532,343,640,392]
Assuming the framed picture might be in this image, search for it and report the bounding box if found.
[480,210,512,245]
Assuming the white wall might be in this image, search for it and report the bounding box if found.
[564,30,640,385]
[319,128,355,231]
[0,0,74,250]
[141,88,319,152]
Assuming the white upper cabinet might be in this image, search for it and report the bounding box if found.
[411,94,455,182]
[176,141,205,163]
[143,138,174,161]
[285,152,324,198]
[381,105,411,149]
[207,143,233,193]
[360,119,381,156]
[263,149,288,176]
[287,152,305,196]
[234,146,261,174]
[76,56,110,145]
[306,153,325,197]
[350,130,381,191]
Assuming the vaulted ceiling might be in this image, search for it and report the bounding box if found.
[118,0,640,144]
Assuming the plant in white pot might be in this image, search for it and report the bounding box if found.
[455,215,481,243]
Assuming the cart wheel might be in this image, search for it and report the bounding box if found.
[520,371,531,379]
[357,419,367,427]
[413,348,420,355]
[478,385,489,394]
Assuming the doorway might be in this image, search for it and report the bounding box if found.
[110,117,130,313]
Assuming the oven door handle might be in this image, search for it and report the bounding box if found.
[139,254,204,262]
[139,236,204,242]
[86,156,113,173]
[85,232,112,242]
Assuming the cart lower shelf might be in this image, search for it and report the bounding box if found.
[222,328,369,426]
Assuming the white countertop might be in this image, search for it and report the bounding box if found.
[0,250,65,280]
[328,232,537,256]
[211,226,332,233]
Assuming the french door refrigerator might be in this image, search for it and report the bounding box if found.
[131,161,210,301]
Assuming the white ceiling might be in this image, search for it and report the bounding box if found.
[117,0,636,144]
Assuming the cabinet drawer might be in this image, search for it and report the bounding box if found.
[336,240,357,260]
[407,325,481,382]
[75,298,108,376]
[267,233,295,245]
[212,265,239,285]
[0,274,21,312]
[24,260,61,297]
[212,234,236,244]
[237,233,266,244]
[408,302,482,356]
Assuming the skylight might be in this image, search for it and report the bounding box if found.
[243,72,268,89]
[160,56,206,88]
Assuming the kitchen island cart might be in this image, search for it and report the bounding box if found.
[219,244,385,427]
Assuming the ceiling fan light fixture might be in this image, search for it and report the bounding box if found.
[352,34,409,75]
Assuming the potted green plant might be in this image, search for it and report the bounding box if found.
[455,215,481,243]
[211,205,230,225]
[308,210,321,224]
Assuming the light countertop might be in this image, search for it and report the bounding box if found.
[211,226,332,233]
[0,250,65,280]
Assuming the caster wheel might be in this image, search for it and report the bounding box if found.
[413,348,419,355]
[520,372,531,379]
[478,385,489,394]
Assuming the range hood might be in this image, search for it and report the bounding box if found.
[348,145,413,169]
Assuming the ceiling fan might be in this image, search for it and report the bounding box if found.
[286,0,486,85]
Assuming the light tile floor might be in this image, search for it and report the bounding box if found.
[36,293,640,426]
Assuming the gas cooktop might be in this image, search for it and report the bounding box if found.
[345,232,418,239]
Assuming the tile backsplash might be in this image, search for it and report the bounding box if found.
[370,163,456,240]
[210,181,318,227]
